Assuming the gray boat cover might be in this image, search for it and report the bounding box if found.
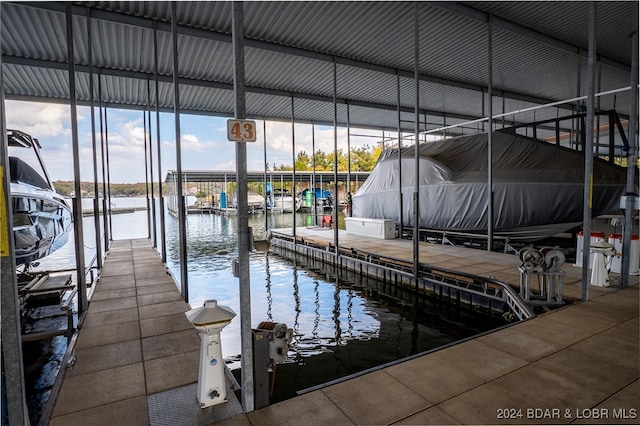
[352,132,628,233]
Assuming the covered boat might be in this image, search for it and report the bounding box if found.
[352,131,628,240]
[8,129,73,265]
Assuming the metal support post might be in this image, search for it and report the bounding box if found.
[346,102,351,209]
[98,74,110,251]
[312,124,317,225]
[0,38,31,425]
[172,2,189,301]
[333,58,339,254]
[143,109,151,239]
[487,15,494,252]
[413,3,420,282]
[581,3,597,301]
[621,6,638,287]
[263,120,268,232]
[147,80,157,248]
[291,96,296,240]
[66,3,88,314]
[232,1,254,412]
[154,22,167,263]
[397,71,404,237]
[105,106,113,241]
[86,7,102,269]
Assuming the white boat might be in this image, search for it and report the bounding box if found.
[232,191,265,212]
[353,131,629,241]
[267,190,300,213]
[8,129,73,266]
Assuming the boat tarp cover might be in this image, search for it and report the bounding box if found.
[352,132,627,231]
[9,156,51,190]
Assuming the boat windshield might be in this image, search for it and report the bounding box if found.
[7,132,52,190]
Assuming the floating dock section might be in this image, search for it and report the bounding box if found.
[269,227,543,320]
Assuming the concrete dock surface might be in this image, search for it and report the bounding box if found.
[49,237,638,425]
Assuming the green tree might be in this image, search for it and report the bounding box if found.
[313,150,330,171]
[294,151,311,171]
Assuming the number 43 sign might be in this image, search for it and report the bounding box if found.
[227,119,257,142]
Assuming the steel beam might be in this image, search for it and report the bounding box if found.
[621,7,639,287]
[487,15,494,251]
[171,2,188,302]
[66,3,88,314]
[581,3,597,301]
[397,71,404,236]
[86,7,102,269]
[154,22,167,263]
[413,4,420,285]
[0,18,30,422]
[147,80,157,248]
[333,58,339,254]
[232,1,254,412]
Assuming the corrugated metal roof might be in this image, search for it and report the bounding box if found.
[1,1,636,136]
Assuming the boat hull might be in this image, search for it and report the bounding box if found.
[12,185,73,266]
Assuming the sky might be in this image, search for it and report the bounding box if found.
[5,99,388,184]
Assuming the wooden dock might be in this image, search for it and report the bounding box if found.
[48,237,638,425]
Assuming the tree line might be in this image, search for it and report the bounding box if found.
[273,145,382,171]
[52,145,382,196]
[52,181,153,197]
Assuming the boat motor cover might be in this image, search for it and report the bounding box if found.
[352,132,628,232]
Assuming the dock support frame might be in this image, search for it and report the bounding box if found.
[232,1,255,412]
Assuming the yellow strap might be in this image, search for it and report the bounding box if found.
[0,166,9,257]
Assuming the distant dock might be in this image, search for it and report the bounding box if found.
[82,206,147,216]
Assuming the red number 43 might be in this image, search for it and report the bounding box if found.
[228,120,256,142]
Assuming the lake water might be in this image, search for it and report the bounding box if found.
[24,196,507,418]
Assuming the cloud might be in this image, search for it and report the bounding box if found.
[5,100,78,138]
[5,101,385,182]
[180,134,207,152]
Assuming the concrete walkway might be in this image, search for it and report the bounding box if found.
[49,239,202,425]
[225,284,639,425]
[49,238,638,425]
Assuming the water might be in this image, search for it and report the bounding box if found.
[24,197,507,416]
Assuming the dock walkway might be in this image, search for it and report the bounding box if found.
[49,239,242,426]
[49,237,638,425]
[234,282,638,425]
[232,228,638,425]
